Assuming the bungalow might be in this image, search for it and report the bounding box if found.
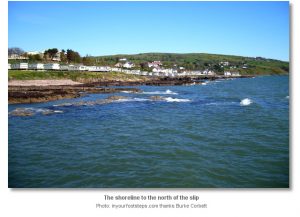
[44,63,60,70]
[11,63,28,70]
[29,63,44,70]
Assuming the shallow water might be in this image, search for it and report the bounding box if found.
[8,75,289,188]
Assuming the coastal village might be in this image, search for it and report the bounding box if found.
[8,49,241,77]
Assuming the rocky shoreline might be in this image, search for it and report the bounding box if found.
[8,75,253,104]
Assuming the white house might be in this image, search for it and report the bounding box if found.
[148,61,162,68]
[29,63,44,70]
[231,71,240,76]
[44,63,60,70]
[8,63,11,70]
[123,62,135,68]
[220,61,230,66]
[224,71,231,76]
[11,63,28,70]
[68,65,88,71]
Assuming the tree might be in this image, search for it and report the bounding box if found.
[82,55,94,66]
[66,49,81,63]
[8,47,24,56]
[44,48,58,60]
[28,54,42,62]
[60,49,67,63]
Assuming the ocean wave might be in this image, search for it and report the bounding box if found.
[121,91,135,93]
[142,89,178,95]
[240,98,253,106]
[205,102,236,106]
[163,97,191,102]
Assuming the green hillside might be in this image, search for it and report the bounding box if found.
[93,53,289,75]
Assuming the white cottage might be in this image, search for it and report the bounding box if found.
[123,62,135,69]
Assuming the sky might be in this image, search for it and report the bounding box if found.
[8,1,289,61]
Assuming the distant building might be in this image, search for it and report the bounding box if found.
[231,71,240,76]
[148,61,162,68]
[8,63,11,70]
[224,71,231,76]
[119,58,127,62]
[123,62,135,68]
[220,61,230,66]
[8,54,28,60]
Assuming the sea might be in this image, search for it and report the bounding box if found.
[8,75,289,188]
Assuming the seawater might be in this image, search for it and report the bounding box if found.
[8,75,289,188]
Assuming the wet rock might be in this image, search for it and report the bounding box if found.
[106,95,129,101]
[9,108,34,117]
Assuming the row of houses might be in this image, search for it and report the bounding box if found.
[8,63,111,72]
[8,62,240,77]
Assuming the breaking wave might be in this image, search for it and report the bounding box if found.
[163,97,191,102]
[142,89,178,95]
[240,98,253,106]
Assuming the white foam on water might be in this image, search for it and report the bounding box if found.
[121,91,135,93]
[142,89,178,95]
[54,110,64,113]
[240,98,253,106]
[163,97,191,102]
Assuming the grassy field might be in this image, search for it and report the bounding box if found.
[8,70,148,82]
